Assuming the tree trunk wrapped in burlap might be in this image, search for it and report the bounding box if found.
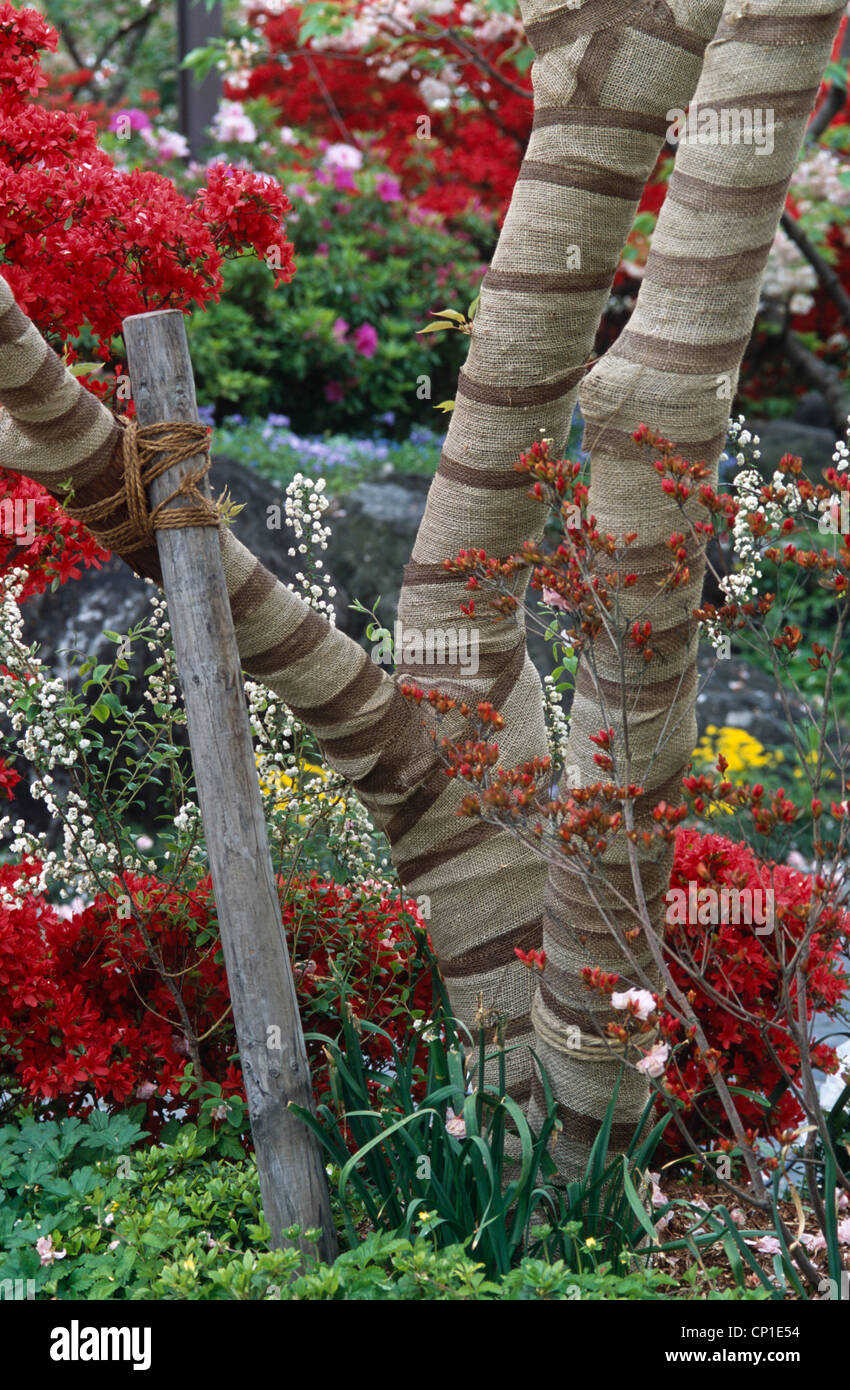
[527,0,844,1178]
[391,0,730,1101]
[0,0,842,1178]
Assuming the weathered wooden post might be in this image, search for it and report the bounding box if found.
[122,309,337,1264]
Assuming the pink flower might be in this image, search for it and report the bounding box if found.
[376,174,402,203]
[331,317,349,343]
[353,323,378,358]
[333,166,357,193]
[323,142,363,171]
[753,1235,782,1255]
[108,107,152,134]
[542,586,570,611]
[36,1235,66,1266]
[445,1107,466,1138]
[135,1081,156,1100]
[611,988,656,1021]
[635,1041,669,1077]
[324,381,345,403]
[838,1218,850,1245]
[801,1231,827,1253]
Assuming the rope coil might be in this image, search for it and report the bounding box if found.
[64,416,219,554]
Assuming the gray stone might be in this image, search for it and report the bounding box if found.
[749,418,836,482]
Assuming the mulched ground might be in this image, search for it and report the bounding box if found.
[649,1173,845,1297]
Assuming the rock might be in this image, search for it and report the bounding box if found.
[323,474,431,635]
[695,647,805,751]
[794,391,834,432]
[748,418,836,482]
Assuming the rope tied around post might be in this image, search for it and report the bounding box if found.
[64,416,220,553]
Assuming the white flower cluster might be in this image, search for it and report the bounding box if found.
[144,590,186,723]
[216,34,263,91]
[0,570,126,904]
[790,146,850,216]
[284,473,337,622]
[458,2,525,43]
[542,672,571,766]
[761,227,817,315]
[832,417,850,473]
[719,418,765,611]
[246,678,389,880]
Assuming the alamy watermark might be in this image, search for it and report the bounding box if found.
[667,105,775,156]
[666,882,775,935]
[0,497,35,548]
[371,621,479,678]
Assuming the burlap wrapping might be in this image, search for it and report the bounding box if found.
[0,0,842,1175]
[526,0,844,1178]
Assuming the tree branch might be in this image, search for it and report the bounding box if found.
[780,208,850,334]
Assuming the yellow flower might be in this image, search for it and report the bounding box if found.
[694,725,774,774]
[256,757,346,819]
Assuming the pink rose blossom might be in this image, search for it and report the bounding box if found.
[36,1235,66,1266]
[353,323,378,358]
[635,1041,669,1077]
[611,987,656,1021]
[445,1108,466,1138]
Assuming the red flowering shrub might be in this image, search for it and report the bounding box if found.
[0,862,432,1137]
[0,471,110,600]
[661,827,848,1149]
[238,3,531,220]
[1,829,845,1151]
[0,4,295,596]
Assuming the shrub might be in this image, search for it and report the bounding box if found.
[661,828,848,1148]
[185,165,493,434]
[0,1112,767,1301]
[0,865,432,1137]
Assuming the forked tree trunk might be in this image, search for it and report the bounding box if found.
[0,0,841,1180]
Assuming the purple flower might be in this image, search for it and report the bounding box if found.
[376,174,402,203]
[267,413,290,427]
[333,167,357,193]
[109,107,152,134]
[353,323,378,358]
[325,381,345,403]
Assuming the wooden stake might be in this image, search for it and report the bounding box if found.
[122,309,336,1264]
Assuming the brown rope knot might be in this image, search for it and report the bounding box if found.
[64,416,219,554]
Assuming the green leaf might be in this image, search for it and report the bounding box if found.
[621,1157,658,1245]
[68,362,104,378]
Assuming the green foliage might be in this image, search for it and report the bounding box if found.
[213,418,442,497]
[0,1112,767,1300]
[186,181,493,435]
[291,976,694,1281]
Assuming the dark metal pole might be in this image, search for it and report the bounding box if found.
[177,0,223,162]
